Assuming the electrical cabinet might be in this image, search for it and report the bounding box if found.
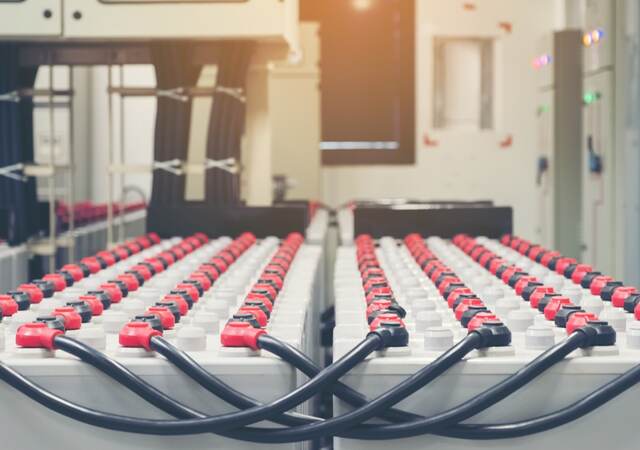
[581,70,615,274]
[583,0,615,73]
[0,0,62,37]
[532,31,583,260]
[63,0,297,43]
[534,90,554,248]
[0,0,298,46]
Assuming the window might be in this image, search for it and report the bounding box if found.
[433,37,494,131]
[302,0,415,165]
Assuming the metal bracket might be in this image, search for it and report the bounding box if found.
[109,159,184,176]
[0,163,27,182]
[156,88,190,103]
[107,86,246,103]
[215,86,246,103]
[0,89,74,103]
[0,91,21,103]
[206,157,241,174]
[110,158,240,176]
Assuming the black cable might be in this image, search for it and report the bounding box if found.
[233,332,584,443]
[26,333,381,436]
[54,335,202,419]
[149,336,318,427]
[438,362,640,440]
[223,332,482,443]
[339,331,588,441]
[0,45,39,245]
[3,332,595,443]
[0,340,640,439]
[258,334,420,423]
[54,335,309,441]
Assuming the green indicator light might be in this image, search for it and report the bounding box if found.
[583,91,601,105]
[537,105,550,115]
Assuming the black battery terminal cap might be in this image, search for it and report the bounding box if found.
[369,321,409,348]
[170,290,194,309]
[623,293,640,314]
[244,300,271,318]
[125,270,145,286]
[473,321,512,347]
[581,272,603,289]
[65,301,93,323]
[577,321,617,347]
[521,282,543,302]
[56,271,75,287]
[32,280,55,298]
[460,306,489,328]
[87,290,112,310]
[554,305,584,328]
[36,315,66,332]
[7,291,31,311]
[507,272,527,288]
[600,282,624,301]
[538,293,562,313]
[108,280,129,298]
[132,314,164,332]
[155,301,182,323]
[231,313,262,329]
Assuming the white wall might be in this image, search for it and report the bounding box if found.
[321,0,557,240]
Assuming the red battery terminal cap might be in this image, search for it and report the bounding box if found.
[566,312,600,335]
[543,297,573,321]
[119,322,161,351]
[80,257,102,274]
[467,312,500,332]
[100,283,123,304]
[590,276,614,296]
[16,322,63,350]
[237,306,269,327]
[512,276,537,296]
[52,307,83,330]
[571,264,594,284]
[0,295,19,317]
[117,274,140,292]
[369,313,405,331]
[147,306,176,330]
[79,295,104,316]
[61,264,85,281]
[175,283,200,303]
[530,286,556,309]
[17,284,44,304]
[221,321,267,350]
[611,287,638,308]
[455,298,485,321]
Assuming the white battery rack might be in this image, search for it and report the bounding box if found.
[333,235,640,450]
[0,234,323,450]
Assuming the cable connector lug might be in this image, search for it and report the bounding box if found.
[16,322,63,350]
[221,321,267,350]
[576,321,617,347]
[119,322,162,351]
[472,321,512,348]
[368,321,409,349]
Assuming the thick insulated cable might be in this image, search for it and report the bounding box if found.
[10,333,381,436]
[437,362,640,439]
[238,332,586,442]
[0,332,592,442]
[257,334,420,423]
[225,333,484,443]
[0,332,472,440]
[149,336,317,427]
[338,331,588,440]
